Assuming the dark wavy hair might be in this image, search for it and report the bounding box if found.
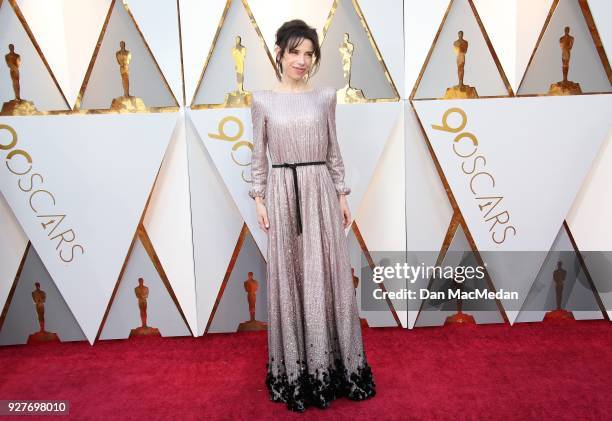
[274,19,321,80]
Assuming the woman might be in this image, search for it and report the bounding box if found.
[249,19,376,412]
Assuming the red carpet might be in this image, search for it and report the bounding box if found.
[0,320,611,420]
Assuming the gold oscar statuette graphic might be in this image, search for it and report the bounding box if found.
[444,283,475,325]
[548,27,582,95]
[337,33,368,104]
[238,272,267,331]
[1,44,38,116]
[110,41,147,112]
[351,267,369,328]
[544,261,574,321]
[443,31,479,99]
[129,277,161,337]
[27,282,60,344]
[221,36,252,107]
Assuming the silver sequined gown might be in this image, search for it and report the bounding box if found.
[249,86,375,412]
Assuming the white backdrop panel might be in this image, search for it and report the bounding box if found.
[588,0,612,63]
[79,0,177,109]
[208,231,267,333]
[143,110,198,335]
[518,0,611,94]
[310,0,396,99]
[126,0,184,105]
[415,95,612,323]
[404,105,454,328]
[413,0,509,99]
[472,0,554,93]
[471,0,517,89]
[346,230,399,328]
[99,236,190,340]
[355,101,407,327]
[0,113,177,342]
[516,0,556,92]
[191,0,278,105]
[567,128,612,319]
[348,0,404,97]
[15,0,70,105]
[415,225,505,327]
[179,0,227,106]
[0,244,86,345]
[188,107,269,254]
[186,114,245,336]
[515,225,603,323]
[0,1,68,110]
[0,193,28,313]
[567,128,612,251]
[414,95,612,252]
[404,0,449,97]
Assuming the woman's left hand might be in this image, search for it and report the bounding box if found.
[339,194,351,229]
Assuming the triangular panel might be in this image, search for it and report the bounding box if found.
[516,224,604,323]
[415,224,505,328]
[0,244,86,345]
[311,0,398,100]
[404,105,455,327]
[76,0,178,111]
[0,193,28,312]
[185,113,245,336]
[191,0,277,107]
[471,0,554,93]
[566,127,612,320]
[412,0,512,100]
[15,0,113,108]
[347,226,399,328]
[143,110,198,335]
[518,0,611,95]
[179,0,228,105]
[0,0,69,113]
[0,113,177,342]
[99,235,190,340]
[414,95,612,323]
[125,0,184,104]
[207,228,267,333]
[404,0,449,98]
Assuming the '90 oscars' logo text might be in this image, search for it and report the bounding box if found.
[432,108,517,245]
[208,116,253,183]
[0,124,85,263]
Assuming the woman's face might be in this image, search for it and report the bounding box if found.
[276,38,315,82]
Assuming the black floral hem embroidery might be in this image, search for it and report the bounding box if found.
[265,357,376,412]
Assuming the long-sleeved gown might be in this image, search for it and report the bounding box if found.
[249,86,376,412]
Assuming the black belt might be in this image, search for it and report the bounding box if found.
[272,161,326,235]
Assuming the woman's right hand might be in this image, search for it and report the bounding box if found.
[255,197,270,233]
